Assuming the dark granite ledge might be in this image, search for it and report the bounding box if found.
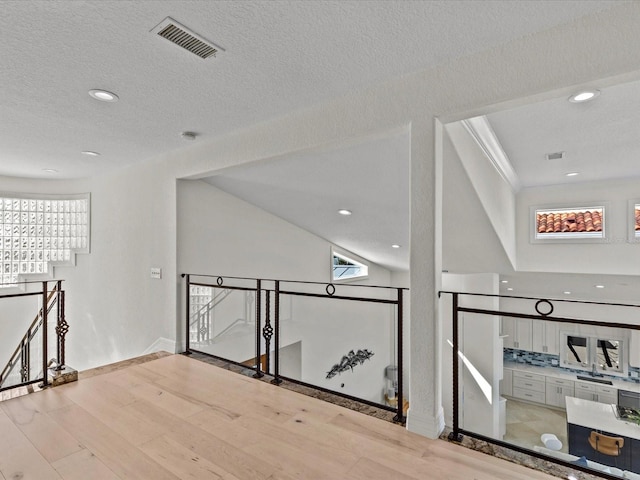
[186,351,403,425]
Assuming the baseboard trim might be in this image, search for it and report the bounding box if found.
[406,405,446,439]
[143,337,177,355]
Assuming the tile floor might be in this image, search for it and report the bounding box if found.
[504,398,569,453]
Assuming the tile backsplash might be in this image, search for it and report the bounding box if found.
[504,348,640,384]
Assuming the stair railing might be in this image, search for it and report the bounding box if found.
[0,280,67,391]
[189,288,233,343]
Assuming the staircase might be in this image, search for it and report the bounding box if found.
[189,288,233,344]
[0,282,68,394]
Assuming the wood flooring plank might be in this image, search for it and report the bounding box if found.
[235,413,359,470]
[47,403,179,480]
[108,375,204,419]
[51,449,121,480]
[347,457,420,480]
[126,398,277,480]
[25,387,76,413]
[0,395,84,463]
[139,435,242,480]
[0,410,63,480]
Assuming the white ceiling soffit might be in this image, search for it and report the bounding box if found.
[201,129,411,272]
[485,78,640,188]
[461,116,521,192]
[0,0,623,179]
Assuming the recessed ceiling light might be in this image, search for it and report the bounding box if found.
[507,287,514,291]
[564,291,571,295]
[42,168,58,173]
[81,151,101,156]
[338,209,352,216]
[501,280,508,284]
[565,172,580,177]
[88,89,119,102]
[391,244,401,249]
[568,89,600,103]
[595,285,605,289]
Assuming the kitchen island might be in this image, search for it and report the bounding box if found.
[566,396,640,473]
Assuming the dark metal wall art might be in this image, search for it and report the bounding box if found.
[326,349,374,379]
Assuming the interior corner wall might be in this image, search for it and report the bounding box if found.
[444,122,517,270]
[516,178,640,275]
[442,130,514,275]
[0,165,178,372]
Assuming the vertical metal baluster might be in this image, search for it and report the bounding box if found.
[264,290,271,375]
[56,285,68,370]
[448,292,462,441]
[253,280,263,378]
[394,288,405,423]
[41,282,49,387]
[271,281,282,385]
[185,275,191,354]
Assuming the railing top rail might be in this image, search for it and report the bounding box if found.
[438,290,640,309]
[182,273,408,291]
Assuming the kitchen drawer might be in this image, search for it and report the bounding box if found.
[513,387,546,404]
[513,376,545,392]
[575,381,596,392]
[512,370,545,383]
[546,377,574,387]
[595,385,617,395]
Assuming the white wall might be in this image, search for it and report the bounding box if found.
[516,178,640,275]
[445,122,517,269]
[442,130,515,275]
[441,273,501,439]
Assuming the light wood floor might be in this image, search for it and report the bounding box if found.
[0,354,557,480]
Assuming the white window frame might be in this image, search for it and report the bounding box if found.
[530,203,608,244]
[629,199,640,243]
[330,247,369,283]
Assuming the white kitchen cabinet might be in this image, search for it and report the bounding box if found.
[574,380,617,404]
[532,321,559,355]
[512,370,545,403]
[501,368,513,397]
[545,377,574,408]
[502,317,532,351]
[630,329,640,368]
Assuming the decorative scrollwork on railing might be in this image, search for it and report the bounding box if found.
[535,299,554,316]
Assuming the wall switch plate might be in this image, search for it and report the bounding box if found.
[150,267,162,279]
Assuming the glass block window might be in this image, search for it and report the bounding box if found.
[190,285,213,316]
[534,206,605,240]
[0,194,90,287]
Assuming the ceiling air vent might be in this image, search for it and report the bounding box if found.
[151,17,223,59]
[545,151,565,161]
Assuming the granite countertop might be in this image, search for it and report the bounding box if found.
[503,361,640,394]
[566,396,640,440]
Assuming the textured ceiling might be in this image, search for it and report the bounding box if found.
[0,0,630,276]
[0,0,620,179]
[487,78,640,188]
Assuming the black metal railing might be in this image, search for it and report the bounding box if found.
[183,274,408,423]
[441,290,640,480]
[0,280,68,392]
